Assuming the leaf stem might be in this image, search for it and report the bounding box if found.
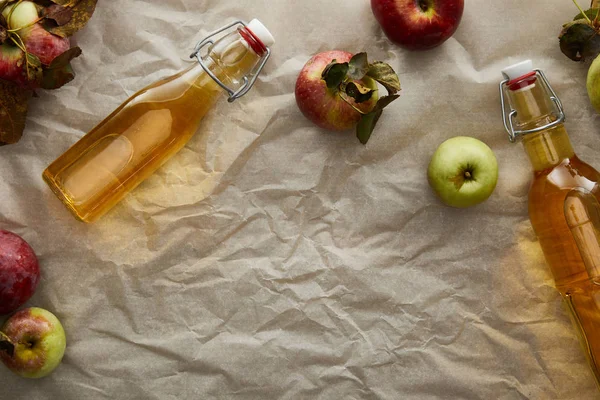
[574,0,592,23]
[9,34,26,53]
[9,32,36,80]
[7,16,44,33]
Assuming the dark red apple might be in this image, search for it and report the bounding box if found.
[0,230,40,315]
[371,0,464,51]
[295,50,378,131]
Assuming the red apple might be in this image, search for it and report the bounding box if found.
[0,230,40,315]
[295,50,378,131]
[371,0,464,51]
[0,307,66,378]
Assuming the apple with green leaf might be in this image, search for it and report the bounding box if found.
[428,136,498,208]
[0,307,66,378]
[295,50,401,144]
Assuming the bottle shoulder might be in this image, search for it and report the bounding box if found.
[529,157,600,192]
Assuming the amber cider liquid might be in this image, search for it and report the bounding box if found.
[43,35,259,222]
[525,125,600,384]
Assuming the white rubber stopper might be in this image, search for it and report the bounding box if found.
[247,19,275,48]
[502,60,533,81]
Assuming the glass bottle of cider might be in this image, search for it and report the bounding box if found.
[500,60,600,387]
[43,19,274,223]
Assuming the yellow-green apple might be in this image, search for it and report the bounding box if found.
[295,50,378,131]
[0,230,40,315]
[587,54,600,113]
[428,136,498,208]
[371,0,464,51]
[0,307,66,378]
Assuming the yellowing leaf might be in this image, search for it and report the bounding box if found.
[45,0,97,38]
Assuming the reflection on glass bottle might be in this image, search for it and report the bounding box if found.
[500,60,600,388]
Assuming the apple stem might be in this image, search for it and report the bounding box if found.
[0,331,15,357]
[574,0,593,23]
[464,171,472,179]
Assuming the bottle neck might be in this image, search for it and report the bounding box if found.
[506,77,575,171]
[185,29,262,94]
[522,126,574,171]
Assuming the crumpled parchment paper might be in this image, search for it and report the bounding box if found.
[1,0,600,398]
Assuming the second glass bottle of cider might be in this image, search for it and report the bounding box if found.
[501,60,600,388]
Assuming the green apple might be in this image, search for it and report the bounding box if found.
[587,54,600,113]
[427,136,498,208]
[0,307,66,378]
[2,1,39,30]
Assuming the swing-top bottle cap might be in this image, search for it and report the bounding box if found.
[501,60,533,81]
[499,59,566,143]
[247,19,275,48]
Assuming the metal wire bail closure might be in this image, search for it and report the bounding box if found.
[499,69,566,143]
[190,20,271,103]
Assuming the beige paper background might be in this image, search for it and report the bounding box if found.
[1,0,600,398]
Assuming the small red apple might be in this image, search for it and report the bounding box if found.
[371,0,464,51]
[295,50,378,131]
[0,307,66,378]
[0,230,40,315]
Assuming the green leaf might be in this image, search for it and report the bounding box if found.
[366,61,401,94]
[344,81,375,103]
[348,52,369,80]
[321,61,349,90]
[574,8,599,21]
[354,94,400,144]
[44,0,97,38]
[356,110,383,145]
[41,46,81,89]
[371,94,400,113]
[0,79,32,146]
[559,19,600,61]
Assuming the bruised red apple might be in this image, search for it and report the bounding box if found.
[0,230,40,315]
[0,307,66,378]
[295,50,378,131]
[371,0,464,51]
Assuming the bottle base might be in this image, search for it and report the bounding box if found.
[42,170,89,223]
